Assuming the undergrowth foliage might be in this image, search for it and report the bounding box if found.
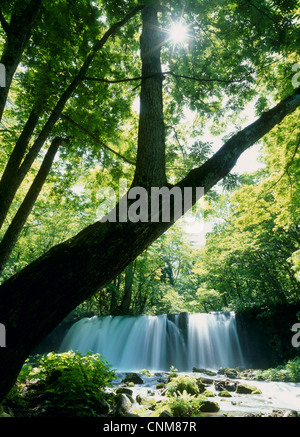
[5,351,116,416]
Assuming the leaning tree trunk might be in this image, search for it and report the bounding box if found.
[0,3,299,403]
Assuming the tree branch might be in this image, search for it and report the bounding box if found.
[177,86,300,198]
[0,10,9,34]
[61,114,136,166]
[0,4,143,233]
[84,57,285,88]
[84,75,144,84]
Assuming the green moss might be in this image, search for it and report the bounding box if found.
[218,390,232,397]
[165,375,199,396]
[198,400,220,413]
[236,384,261,394]
[202,390,216,397]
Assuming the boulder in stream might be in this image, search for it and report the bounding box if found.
[122,373,144,385]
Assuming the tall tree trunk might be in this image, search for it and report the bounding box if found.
[132,5,166,189]
[0,137,65,276]
[0,3,299,403]
[0,0,44,122]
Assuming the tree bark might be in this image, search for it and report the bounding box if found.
[0,3,300,403]
[0,137,66,276]
[0,0,44,122]
[132,5,166,189]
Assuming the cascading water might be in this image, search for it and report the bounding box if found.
[59,312,245,372]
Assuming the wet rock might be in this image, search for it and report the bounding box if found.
[198,400,220,413]
[214,379,237,392]
[115,393,132,416]
[116,387,133,397]
[224,380,237,392]
[236,383,262,394]
[122,373,143,385]
[218,390,232,397]
[201,377,214,385]
[192,368,217,376]
[136,394,157,409]
[214,380,224,391]
[202,390,216,397]
[224,368,238,379]
[283,410,298,417]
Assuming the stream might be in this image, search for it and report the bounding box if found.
[109,370,300,417]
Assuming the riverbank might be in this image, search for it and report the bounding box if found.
[2,356,300,418]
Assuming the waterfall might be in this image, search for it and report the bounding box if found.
[59,312,245,371]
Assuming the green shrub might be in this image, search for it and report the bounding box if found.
[5,351,116,416]
[254,357,300,382]
[286,357,300,382]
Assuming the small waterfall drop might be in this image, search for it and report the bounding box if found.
[59,312,245,371]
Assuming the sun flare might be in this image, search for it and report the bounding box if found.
[169,22,188,44]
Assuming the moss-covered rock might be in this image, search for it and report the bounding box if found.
[236,384,262,394]
[202,390,216,397]
[198,400,220,413]
[218,390,232,397]
[122,373,143,385]
[192,368,217,376]
[224,368,239,379]
[165,375,199,396]
[136,394,157,409]
[116,387,133,397]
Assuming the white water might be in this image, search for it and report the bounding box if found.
[60,312,245,371]
[59,312,300,415]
